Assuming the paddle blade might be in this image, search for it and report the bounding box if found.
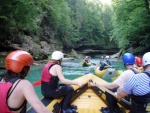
[32,80,41,86]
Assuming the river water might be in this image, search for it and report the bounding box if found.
[0,58,125,99]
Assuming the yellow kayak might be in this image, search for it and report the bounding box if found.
[80,62,92,67]
[27,74,130,113]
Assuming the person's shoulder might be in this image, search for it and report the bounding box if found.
[53,64,61,67]
[125,69,136,74]
[122,70,131,74]
[119,69,134,78]
[135,72,149,77]
[19,79,32,86]
[131,72,146,80]
[52,64,62,69]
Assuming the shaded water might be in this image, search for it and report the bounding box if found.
[0,58,125,99]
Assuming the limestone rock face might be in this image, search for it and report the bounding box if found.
[19,35,48,60]
[40,41,50,52]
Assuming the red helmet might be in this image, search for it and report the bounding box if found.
[135,57,142,67]
[5,50,33,73]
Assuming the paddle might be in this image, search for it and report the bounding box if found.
[89,79,131,106]
[92,63,96,65]
[94,61,113,70]
[101,61,113,68]
[32,80,41,86]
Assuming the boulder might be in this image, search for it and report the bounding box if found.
[40,41,50,52]
[20,35,49,60]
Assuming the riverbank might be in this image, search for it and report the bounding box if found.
[0,50,120,69]
[0,57,76,69]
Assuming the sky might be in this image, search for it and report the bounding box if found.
[99,0,112,5]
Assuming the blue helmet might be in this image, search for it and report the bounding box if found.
[101,56,104,60]
[122,53,135,65]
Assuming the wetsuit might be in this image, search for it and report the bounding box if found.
[41,62,74,110]
[0,78,27,113]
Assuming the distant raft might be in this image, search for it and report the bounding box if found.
[27,74,130,113]
[95,68,123,80]
[80,62,92,67]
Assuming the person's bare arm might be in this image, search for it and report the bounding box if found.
[55,65,83,87]
[90,81,119,90]
[21,80,53,113]
[115,87,128,101]
[94,62,100,70]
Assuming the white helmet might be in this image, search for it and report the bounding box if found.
[51,51,64,60]
[142,52,150,66]
[106,56,109,59]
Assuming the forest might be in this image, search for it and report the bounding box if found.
[0,0,150,56]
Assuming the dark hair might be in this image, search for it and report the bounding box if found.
[51,59,61,65]
[1,66,30,82]
[144,64,150,70]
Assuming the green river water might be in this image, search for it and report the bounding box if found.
[0,58,125,104]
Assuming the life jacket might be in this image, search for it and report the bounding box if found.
[99,61,105,70]
[130,68,139,74]
[41,62,55,82]
[106,60,111,66]
[131,71,150,112]
[0,82,13,113]
[0,78,26,113]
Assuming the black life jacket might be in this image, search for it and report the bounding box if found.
[130,71,150,112]
[99,62,105,70]
[130,68,139,74]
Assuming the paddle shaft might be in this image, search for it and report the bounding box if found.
[101,61,112,67]
[97,83,131,106]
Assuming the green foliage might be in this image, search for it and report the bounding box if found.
[112,0,150,53]
[65,0,106,47]
[0,0,40,30]
[0,0,119,51]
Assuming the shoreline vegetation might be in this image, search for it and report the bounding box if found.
[0,53,120,69]
[0,51,120,69]
[0,57,75,69]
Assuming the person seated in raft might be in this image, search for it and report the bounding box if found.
[134,57,144,72]
[104,55,113,69]
[41,51,83,113]
[84,56,91,63]
[94,56,106,70]
[91,53,139,113]
[115,52,150,113]
[0,50,52,113]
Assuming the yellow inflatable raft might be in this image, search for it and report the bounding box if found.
[95,68,123,79]
[27,74,130,113]
[80,62,92,67]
